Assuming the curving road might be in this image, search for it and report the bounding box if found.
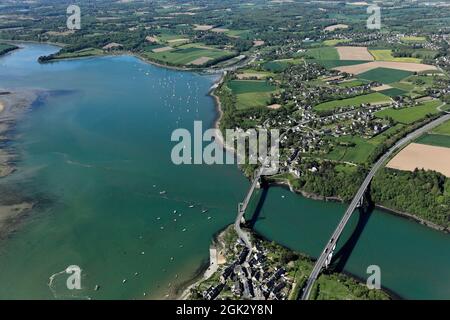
[301,112,450,300]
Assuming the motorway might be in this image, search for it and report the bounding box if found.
[301,111,450,300]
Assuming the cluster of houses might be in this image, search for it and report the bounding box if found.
[202,240,291,300]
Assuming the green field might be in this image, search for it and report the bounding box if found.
[415,134,450,148]
[263,59,302,72]
[391,75,437,98]
[227,80,277,109]
[375,100,442,124]
[52,48,104,60]
[314,92,391,112]
[432,120,450,135]
[313,59,368,69]
[306,47,339,60]
[227,80,276,94]
[358,67,413,84]
[325,135,378,164]
[379,87,407,97]
[325,124,404,164]
[224,29,252,38]
[337,79,368,88]
[401,36,427,43]
[236,69,274,79]
[390,81,416,91]
[369,49,421,63]
[322,39,351,46]
[143,44,234,66]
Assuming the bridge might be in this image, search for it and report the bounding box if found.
[301,112,450,300]
[235,158,278,249]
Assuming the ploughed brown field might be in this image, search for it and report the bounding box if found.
[324,24,348,32]
[387,143,450,177]
[336,46,374,61]
[334,61,437,74]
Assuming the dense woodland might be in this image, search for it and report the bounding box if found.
[372,168,450,229]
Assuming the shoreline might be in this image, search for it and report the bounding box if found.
[176,225,229,300]
[8,41,449,235]
[1,42,447,301]
[0,89,40,239]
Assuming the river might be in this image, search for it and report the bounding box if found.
[0,43,448,299]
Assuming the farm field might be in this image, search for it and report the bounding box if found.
[326,136,377,164]
[224,29,252,38]
[387,143,450,177]
[369,49,422,63]
[263,59,303,72]
[227,80,277,109]
[325,124,404,164]
[337,79,368,88]
[324,24,349,32]
[336,46,374,61]
[432,120,450,135]
[314,92,391,112]
[323,39,351,46]
[375,100,442,124]
[358,67,413,84]
[401,36,427,43]
[313,59,368,69]
[236,69,274,79]
[334,61,437,75]
[143,44,234,66]
[378,87,407,97]
[307,47,339,60]
[415,134,450,148]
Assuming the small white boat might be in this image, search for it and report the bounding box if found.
[122,279,127,284]
[202,209,208,213]
[189,204,194,208]
[182,228,186,232]
[159,191,166,195]
[173,210,177,214]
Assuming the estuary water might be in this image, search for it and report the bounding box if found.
[0,44,448,299]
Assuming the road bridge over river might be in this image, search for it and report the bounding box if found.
[301,112,450,300]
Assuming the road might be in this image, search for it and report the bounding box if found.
[234,157,276,249]
[301,111,450,300]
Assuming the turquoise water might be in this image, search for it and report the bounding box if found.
[0,44,448,299]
